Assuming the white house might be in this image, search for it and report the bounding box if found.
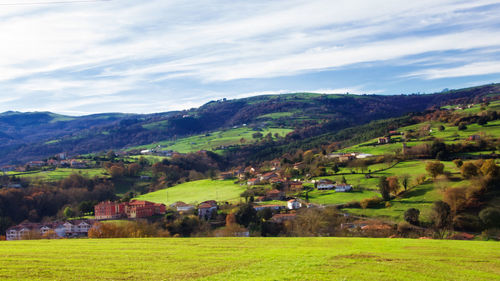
[317,179,335,190]
[287,199,302,210]
[334,184,352,192]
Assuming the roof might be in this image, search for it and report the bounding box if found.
[198,203,215,209]
[267,189,282,194]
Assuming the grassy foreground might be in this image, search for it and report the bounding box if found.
[0,238,499,280]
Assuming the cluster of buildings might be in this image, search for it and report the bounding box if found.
[6,220,94,241]
[170,200,218,220]
[94,200,166,220]
[1,153,89,172]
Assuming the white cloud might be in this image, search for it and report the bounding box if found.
[404,61,500,79]
[0,0,498,114]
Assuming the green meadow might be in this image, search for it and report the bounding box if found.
[130,127,293,154]
[0,238,498,280]
[7,168,108,181]
[135,179,246,205]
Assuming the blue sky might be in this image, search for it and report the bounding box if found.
[0,0,499,115]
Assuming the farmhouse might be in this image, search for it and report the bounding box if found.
[253,204,284,211]
[198,200,218,220]
[287,199,302,210]
[270,213,297,223]
[266,189,284,200]
[171,201,195,213]
[260,172,279,182]
[286,181,303,192]
[334,184,352,192]
[378,136,391,144]
[317,179,335,190]
[247,178,261,186]
[468,135,481,141]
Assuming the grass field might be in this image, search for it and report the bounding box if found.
[135,179,246,205]
[0,237,498,280]
[309,160,462,221]
[7,168,108,181]
[130,127,293,154]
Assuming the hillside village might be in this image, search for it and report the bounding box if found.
[1,96,500,241]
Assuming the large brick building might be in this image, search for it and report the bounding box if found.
[94,200,166,220]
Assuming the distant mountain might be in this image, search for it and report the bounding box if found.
[0,83,499,165]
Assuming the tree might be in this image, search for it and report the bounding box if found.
[458,123,467,130]
[404,208,420,226]
[252,132,263,139]
[63,206,75,219]
[431,201,451,237]
[235,203,257,228]
[460,162,478,179]
[480,159,499,177]
[453,159,463,168]
[425,161,444,178]
[400,174,410,191]
[378,176,390,201]
[387,176,400,195]
[479,207,500,229]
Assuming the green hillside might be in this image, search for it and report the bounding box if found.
[130,127,293,154]
[0,238,498,280]
[135,179,246,205]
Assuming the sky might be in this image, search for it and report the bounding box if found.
[0,0,499,115]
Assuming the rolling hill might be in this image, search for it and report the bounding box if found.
[1,84,499,165]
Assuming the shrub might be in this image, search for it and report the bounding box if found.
[453,214,483,232]
[479,208,500,229]
[461,162,478,179]
[404,208,420,225]
[360,196,383,209]
[453,159,463,168]
[426,161,444,178]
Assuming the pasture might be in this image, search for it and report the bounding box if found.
[135,179,246,205]
[0,237,498,280]
[7,168,108,181]
[130,127,293,154]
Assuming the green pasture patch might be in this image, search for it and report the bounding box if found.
[129,127,293,154]
[0,237,498,280]
[135,179,246,205]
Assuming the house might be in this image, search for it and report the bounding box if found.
[70,160,87,169]
[198,201,218,220]
[94,201,126,220]
[317,179,335,190]
[270,160,281,171]
[126,200,166,218]
[287,199,302,210]
[286,181,303,192]
[334,184,352,192]
[6,220,95,240]
[468,135,481,141]
[270,213,297,223]
[338,154,356,162]
[27,161,45,168]
[94,200,166,220]
[293,162,305,170]
[55,152,67,160]
[46,159,60,166]
[219,171,235,180]
[170,201,195,213]
[253,204,284,212]
[266,189,284,200]
[378,136,391,144]
[1,165,16,172]
[355,153,373,159]
[260,172,278,182]
[247,178,261,186]
[140,175,152,181]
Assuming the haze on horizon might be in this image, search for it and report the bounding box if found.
[0,0,499,116]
